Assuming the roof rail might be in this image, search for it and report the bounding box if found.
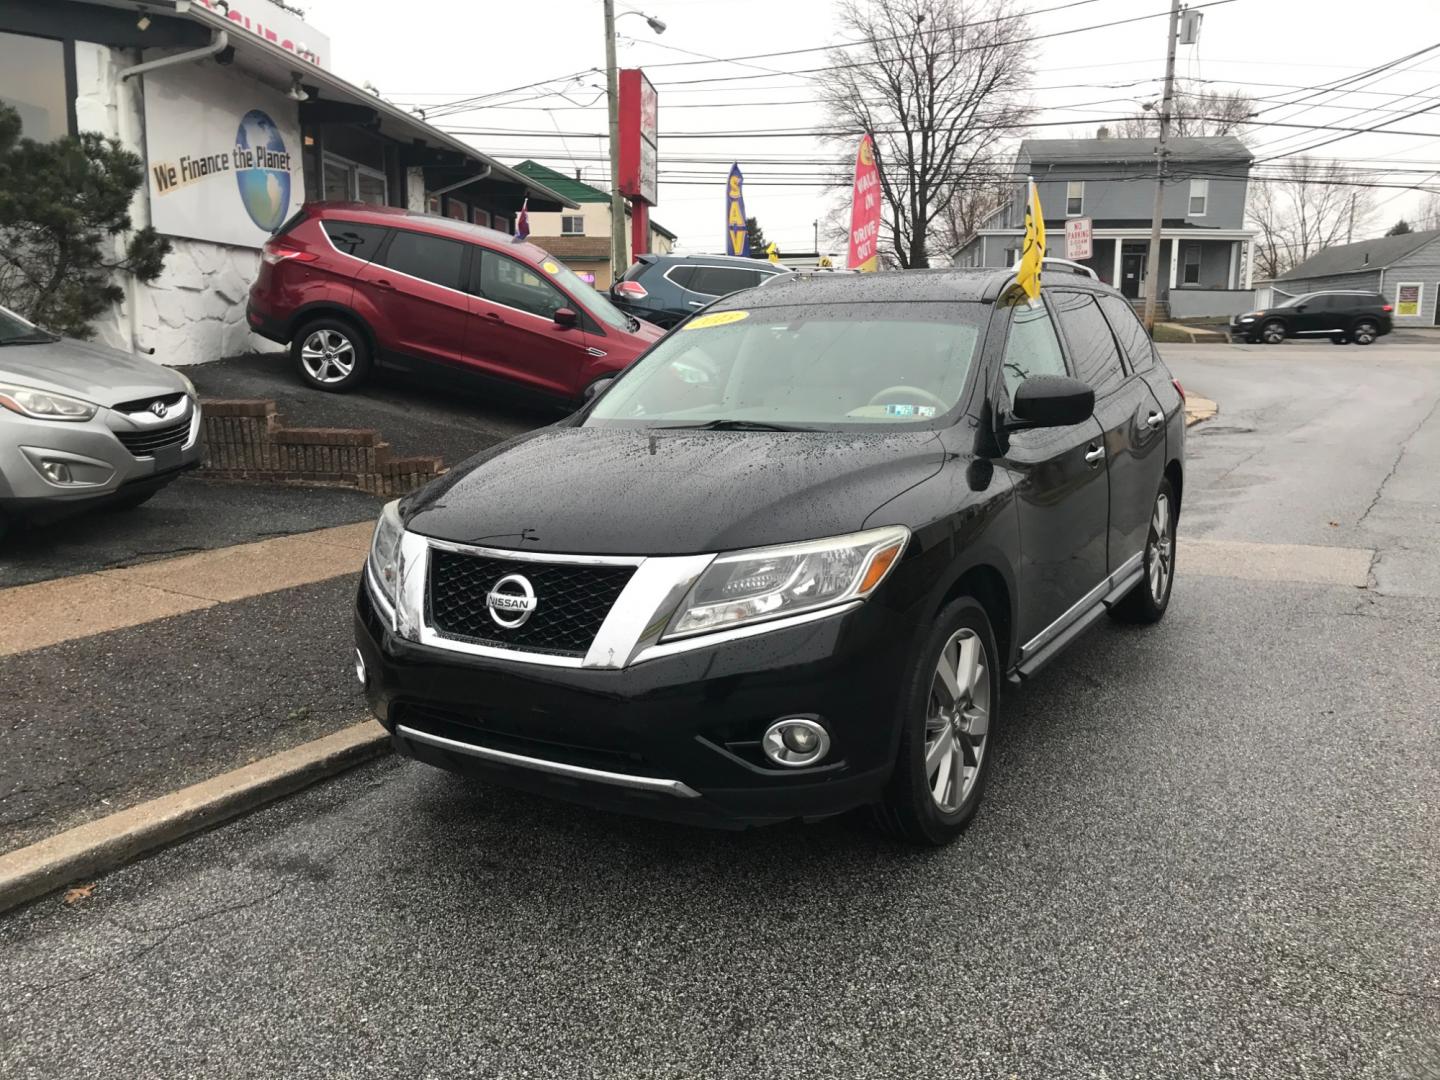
[1041,257,1098,280]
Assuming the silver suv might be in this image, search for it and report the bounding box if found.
[0,305,202,541]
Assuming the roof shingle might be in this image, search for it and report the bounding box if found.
[1278,229,1440,280]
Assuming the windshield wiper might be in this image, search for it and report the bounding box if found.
[655,418,812,432]
[0,333,59,346]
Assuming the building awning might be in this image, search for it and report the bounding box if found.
[85,0,578,211]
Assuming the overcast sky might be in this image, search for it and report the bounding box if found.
[298,0,1440,255]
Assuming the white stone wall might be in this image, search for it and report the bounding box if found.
[71,41,281,365]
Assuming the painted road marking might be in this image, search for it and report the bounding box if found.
[0,522,373,657]
[1183,539,1373,587]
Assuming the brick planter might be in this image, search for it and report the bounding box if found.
[199,399,444,496]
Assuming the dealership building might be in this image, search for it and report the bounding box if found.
[0,0,579,366]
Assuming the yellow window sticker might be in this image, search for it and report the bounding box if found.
[541,261,559,274]
[684,310,749,330]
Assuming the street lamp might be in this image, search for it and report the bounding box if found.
[604,4,665,284]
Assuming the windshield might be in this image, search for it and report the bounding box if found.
[0,305,55,344]
[585,301,984,429]
[539,254,635,332]
[1278,294,1312,308]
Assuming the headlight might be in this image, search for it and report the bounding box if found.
[367,499,404,615]
[1238,312,1260,321]
[0,383,97,422]
[665,525,909,640]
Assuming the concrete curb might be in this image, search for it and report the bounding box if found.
[0,721,389,914]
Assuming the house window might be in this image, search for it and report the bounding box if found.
[472,208,491,228]
[561,215,585,236]
[1183,244,1202,285]
[322,154,388,206]
[1067,181,1084,216]
[445,200,467,221]
[493,216,510,234]
[1189,179,1208,216]
[0,31,69,141]
[427,195,441,215]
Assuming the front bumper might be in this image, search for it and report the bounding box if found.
[354,580,913,828]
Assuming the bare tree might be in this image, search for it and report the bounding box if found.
[1416,190,1440,231]
[932,166,1011,258]
[1112,84,1254,140]
[1246,158,1375,279]
[816,0,1034,269]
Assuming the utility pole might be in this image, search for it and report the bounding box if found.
[1347,193,1356,243]
[603,0,627,285]
[813,219,820,255]
[1142,0,1182,334]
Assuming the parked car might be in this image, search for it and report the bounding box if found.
[610,253,788,328]
[1230,291,1393,345]
[354,266,1185,844]
[0,305,201,541]
[246,203,664,404]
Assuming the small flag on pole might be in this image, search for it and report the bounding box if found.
[513,198,530,242]
[1015,178,1045,301]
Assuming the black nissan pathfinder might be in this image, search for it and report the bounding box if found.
[355,265,1186,844]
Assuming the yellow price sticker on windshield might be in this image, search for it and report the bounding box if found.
[684,310,749,330]
[541,261,559,274]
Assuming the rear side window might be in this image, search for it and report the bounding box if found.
[379,230,467,291]
[1098,294,1156,372]
[273,207,308,237]
[664,265,699,290]
[1000,297,1068,399]
[321,221,388,262]
[688,266,762,296]
[1052,291,1126,396]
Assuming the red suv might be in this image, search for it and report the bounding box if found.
[247,203,664,402]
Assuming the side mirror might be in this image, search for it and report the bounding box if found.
[554,307,579,329]
[583,375,614,401]
[1006,375,1094,430]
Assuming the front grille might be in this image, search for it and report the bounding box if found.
[115,416,191,457]
[427,549,635,657]
[395,703,660,776]
[114,391,186,415]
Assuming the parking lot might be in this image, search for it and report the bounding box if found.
[2,340,1438,1078]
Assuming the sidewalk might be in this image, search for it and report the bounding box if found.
[1186,395,1218,426]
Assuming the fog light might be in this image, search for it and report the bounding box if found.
[762,717,830,768]
[353,648,367,687]
[41,461,73,484]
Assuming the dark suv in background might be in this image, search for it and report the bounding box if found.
[356,265,1186,845]
[610,253,787,328]
[1231,291,1393,345]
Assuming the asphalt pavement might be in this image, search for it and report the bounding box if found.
[2,339,1438,1078]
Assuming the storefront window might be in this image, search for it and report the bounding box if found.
[0,31,68,141]
[323,153,388,205]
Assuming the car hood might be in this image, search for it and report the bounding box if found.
[403,426,945,555]
[0,338,189,406]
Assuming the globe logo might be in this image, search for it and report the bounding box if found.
[234,109,291,232]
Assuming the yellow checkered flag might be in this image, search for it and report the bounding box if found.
[1015,178,1046,302]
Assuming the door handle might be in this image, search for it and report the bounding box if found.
[1145,411,1164,429]
[1084,444,1105,465]
[687,301,705,307]
[484,311,504,323]
[372,278,395,290]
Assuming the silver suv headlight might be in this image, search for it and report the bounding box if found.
[367,499,405,617]
[664,525,909,640]
[0,383,98,422]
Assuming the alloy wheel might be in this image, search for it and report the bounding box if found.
[1353,322,1377,345]
[1148,492,1173,603]
[924,628,991,813]
[300,329,356,383]
[1262,322,1286,344]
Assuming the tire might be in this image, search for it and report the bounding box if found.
[1110,477,1177,624]
[1260,319,1287,345]
[1351,320,1379,346]
[292,317,372,392]
[1331,334,1349,345]
[875,597,1000,846]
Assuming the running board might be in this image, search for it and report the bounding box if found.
[1008,567,1145,683]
